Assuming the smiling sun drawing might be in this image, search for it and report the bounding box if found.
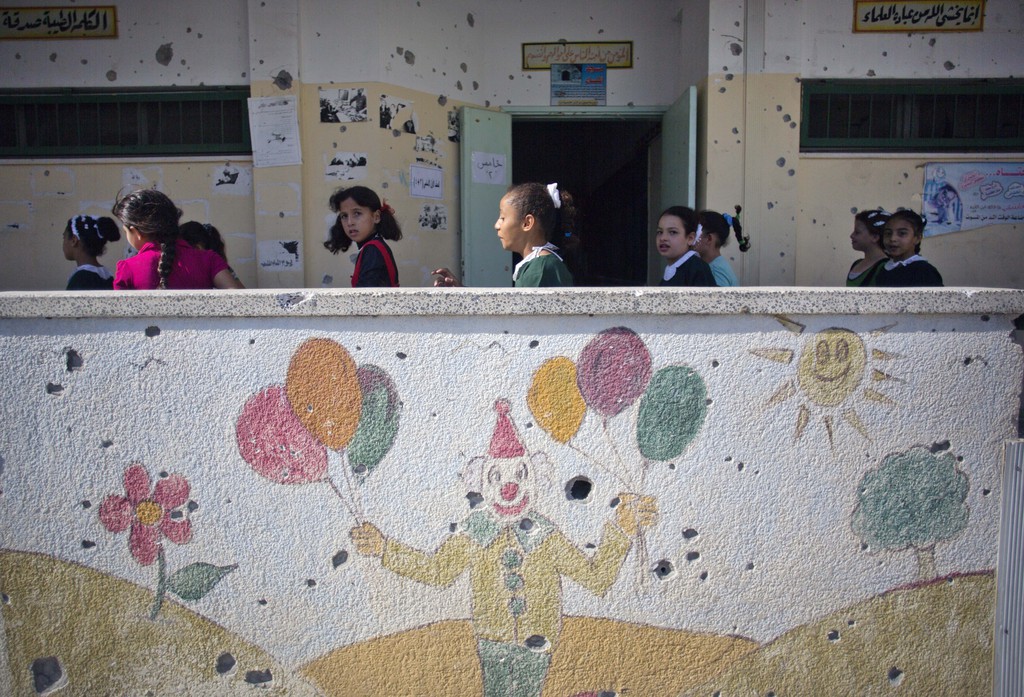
[752,323,900,444]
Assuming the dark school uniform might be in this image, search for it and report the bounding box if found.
[660,251,717,287]
[352,234,399,287]
[874,257,943,287]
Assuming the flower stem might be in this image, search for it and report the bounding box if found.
[149,548,167,620]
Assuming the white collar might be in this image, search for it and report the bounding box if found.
[663,250,697,281]
[72,264,113,280]
[884,254,925,271]
[512,243,562,281]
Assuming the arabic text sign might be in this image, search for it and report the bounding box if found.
[471,152,507,186]
[522,41,631,70]
[854,1,984,32]
[922,162,1024,236]
[0,6,117,39]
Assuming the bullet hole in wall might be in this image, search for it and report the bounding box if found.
[438,95,447,106]
[106,71,117,82]
[145,326,160,337]
[49,52,57,62]
[332,550,349,568]
[888,667,904,686]
[467,492,484,508]
[683,528,698,539]
[686,551,700,561]
[65,348,83,372]
[273,70,293,90]
[46,383,64,395]
[930,440,951,453]
[396,352,407,359]
[31,656,65,695]
[466,13,475,27]
[245,669,273,686]
[81,540,95,549]
[653,559,675,579]
[944,61,956,71]
[776,157,786,167]
[215,653,236,675]
[529,340,539,348]
[404,50,415,65]
[730,42,742,55]
[306,579,317,588]
[155,43,173,66]
[565,477,593,502]
[827,629,840,641]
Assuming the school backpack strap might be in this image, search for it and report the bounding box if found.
[351,238,399,287]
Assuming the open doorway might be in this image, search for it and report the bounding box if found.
[512,119,661,286]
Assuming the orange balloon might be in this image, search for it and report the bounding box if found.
[286,338,362,451]
[528,357,586,444]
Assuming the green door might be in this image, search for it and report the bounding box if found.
[660,85,697,210]
[459,106,512,286]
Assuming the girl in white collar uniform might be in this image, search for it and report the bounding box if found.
[874,209,944,287]
[433,182,577,287]
[655,205,717,287]
[62,214,121,290]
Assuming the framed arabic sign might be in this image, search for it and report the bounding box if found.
[522,41,632,70]
[853,1,984,32]
[0,6,117,40]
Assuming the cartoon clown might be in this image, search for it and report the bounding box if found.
[350,399,657,697]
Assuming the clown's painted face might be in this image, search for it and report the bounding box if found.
[483,455,535,520]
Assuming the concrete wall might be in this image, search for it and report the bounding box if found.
[1,287,1023,695]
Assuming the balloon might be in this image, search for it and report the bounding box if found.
[347,365,401,475]
[576,327,652,417]
[236,386,328,484]
[286,338,362,451]
[527,357,586,444]
[636,365,707,461]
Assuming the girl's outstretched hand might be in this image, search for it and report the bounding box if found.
[432,268,463,287]
[613,493,659,537]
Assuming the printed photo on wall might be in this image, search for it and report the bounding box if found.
[380,95,416,133]
[257,239,302,271]
[319,87,368,123]
[211,164,252,195]
[326,152,368,181]
[418,203,448,230]
[447,109,460,142]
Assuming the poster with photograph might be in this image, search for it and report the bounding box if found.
[211,164,252,195]
[447,109,461,143]
[380,95,417,133]
[550,63,607,106]
[419,203,449,230]
[325,152,368,181]
[319,87,368,123]
[248,96,302,168]
[923,162,1024,236]
[258,240,302,271]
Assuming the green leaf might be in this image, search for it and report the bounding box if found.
[166,562,237,601]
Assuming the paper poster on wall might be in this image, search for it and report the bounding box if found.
[211,164,252,195]
[248,96,302,168]
[922,162,1024,236]
[326,152,368,181]
[380,95,416,133]
[319,87,368,123]
[258,239,302,270]
[447,110,460,143]
[471,152,506,185]
[418,203,449,230]
[410,164,443,199]
[550,63,606,106]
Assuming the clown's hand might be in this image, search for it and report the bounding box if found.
[614,493,659,537]
[350,522,385,558]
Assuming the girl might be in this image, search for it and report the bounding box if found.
[695,208,742,287]
[324,186,402,287]
[180,221,245,287]
[846,208,889,287]
[656,206,716,287]
[112,189,243,290]
[62,214,121,290]
[433,182,576,287]
[874,209,944,287]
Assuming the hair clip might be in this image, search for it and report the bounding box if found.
[546,183,561,209]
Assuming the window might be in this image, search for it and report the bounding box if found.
[0,87,251,157]
[801,80,1024,152]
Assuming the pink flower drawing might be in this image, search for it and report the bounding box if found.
[99,463,192,566]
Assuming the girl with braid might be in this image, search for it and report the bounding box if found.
[61,214,121,290]
[112,189,243,290]
[433,182,578,287]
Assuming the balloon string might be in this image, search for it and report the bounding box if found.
[567,442,632,490]
[325,475,363,525]
[338,449,367,521]
[636,529,650,587]
[601,418,638,489]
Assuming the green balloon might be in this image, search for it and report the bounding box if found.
[636,365,707,461]
[347,365,401,476]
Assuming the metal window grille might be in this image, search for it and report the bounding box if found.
[801,80,1024,152]
[0,88,251,157]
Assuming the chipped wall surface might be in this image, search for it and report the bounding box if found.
[1,288,1023,695]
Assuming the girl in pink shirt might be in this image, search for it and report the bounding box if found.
[112,189,243,290]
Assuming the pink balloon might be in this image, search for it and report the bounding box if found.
[576,327,653,417]
[236,386,329,484]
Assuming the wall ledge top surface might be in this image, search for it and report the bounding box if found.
[1,288,1023,319]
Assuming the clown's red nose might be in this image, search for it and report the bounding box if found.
[501,482,519,501]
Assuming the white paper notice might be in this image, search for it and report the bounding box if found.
[248,96,302,168]
[471,152,507,185]
[410,164,443,199]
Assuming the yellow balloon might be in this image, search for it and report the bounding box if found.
[528,357,586,444]
[286,338,362,451]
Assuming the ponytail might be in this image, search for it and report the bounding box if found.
[728,205,750,252]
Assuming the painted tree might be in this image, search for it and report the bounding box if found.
[851,446,969,581]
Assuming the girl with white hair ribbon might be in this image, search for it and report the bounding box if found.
[655,205,717,287]
[433,182,577,287]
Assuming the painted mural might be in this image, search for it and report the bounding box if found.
[0,310,1018,695]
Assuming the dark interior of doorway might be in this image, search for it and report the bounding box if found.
[512,119,660,286]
